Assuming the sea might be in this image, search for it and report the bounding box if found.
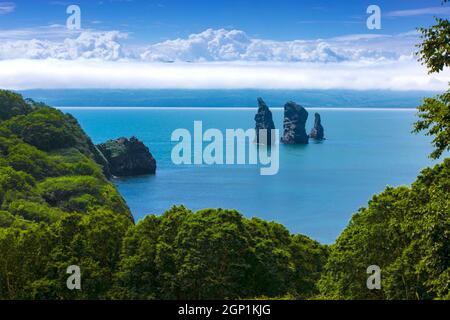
[19,89,440,244]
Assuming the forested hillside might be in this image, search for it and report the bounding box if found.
[318,160,449,299]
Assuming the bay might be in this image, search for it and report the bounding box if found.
[60,106,435,244]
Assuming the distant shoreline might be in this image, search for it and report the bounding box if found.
[57,106,418,111]
[18,89,435,109]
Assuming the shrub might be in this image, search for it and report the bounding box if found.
[3,108,77,151]
[38,176,102,208]
[0,91,32,121]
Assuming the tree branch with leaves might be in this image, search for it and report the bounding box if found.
[414,0,450,159]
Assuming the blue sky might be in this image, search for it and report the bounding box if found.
[1,0,449,43]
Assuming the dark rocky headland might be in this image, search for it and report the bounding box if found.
[97,136,156,177]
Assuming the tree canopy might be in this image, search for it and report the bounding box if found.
[318,159,450,299]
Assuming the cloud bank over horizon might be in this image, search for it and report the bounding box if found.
[0,27,448,91]
[0,27,419,63]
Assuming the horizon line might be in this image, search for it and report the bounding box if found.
[56,106,417,111]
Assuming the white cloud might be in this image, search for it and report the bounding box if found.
[138,29,416,63]
[0,28,447,91]
[0,2,15,15]
[0,59,448,91]
[0,27,419,63]
[0,31,128,60]
[387,6,450,17]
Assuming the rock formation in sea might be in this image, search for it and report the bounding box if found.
[97,136,156,176]
[254,97,276,145]
[309,113,325,140]
[281,101,309,144]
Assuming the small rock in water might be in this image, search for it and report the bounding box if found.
[97,136,156,176]
[309,113,325,140]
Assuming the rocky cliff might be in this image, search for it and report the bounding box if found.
[97,136,156,177]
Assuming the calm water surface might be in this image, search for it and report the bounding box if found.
[61,107,435,243]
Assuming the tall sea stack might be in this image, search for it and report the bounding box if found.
[309,113,325,140]
[281,101,309,144]
[254,97,276,145]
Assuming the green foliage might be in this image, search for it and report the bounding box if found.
[39,210,132,299]
[0,210,16,227]
[5,143,60,179]
[244,218,295,297]
[49,148,104,178]
[6,200,61,223]
[417,17,450,74]
[0,222,51,299]
[415,1,450,159]
[318,160,450,300]
[0,91,33,121]
[0,89,134,299]
[289,234,328,298]
[38,176,103,207]
[0,205,326,300]
[37,175,130,216]
[113,206,327,300]
[0,165,36,205]
[172,209,252,299]
[3,107,78,151]
[0,96,110,176]
[0,210,132,299]
[413,89,450,159]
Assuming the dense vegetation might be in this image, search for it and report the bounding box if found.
[0,91,133,299]
[318,160,449,299]
[112,207,327,299]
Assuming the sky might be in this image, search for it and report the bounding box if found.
[1,0,450,42]
[0,0,449,90]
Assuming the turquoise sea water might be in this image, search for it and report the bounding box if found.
[59,106,436,244]
[20,88,439,243]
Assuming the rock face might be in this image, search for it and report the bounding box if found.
[254,97,276,145]
[309,113,325,140]
[281,101,309,144]
[97,136,156,176]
